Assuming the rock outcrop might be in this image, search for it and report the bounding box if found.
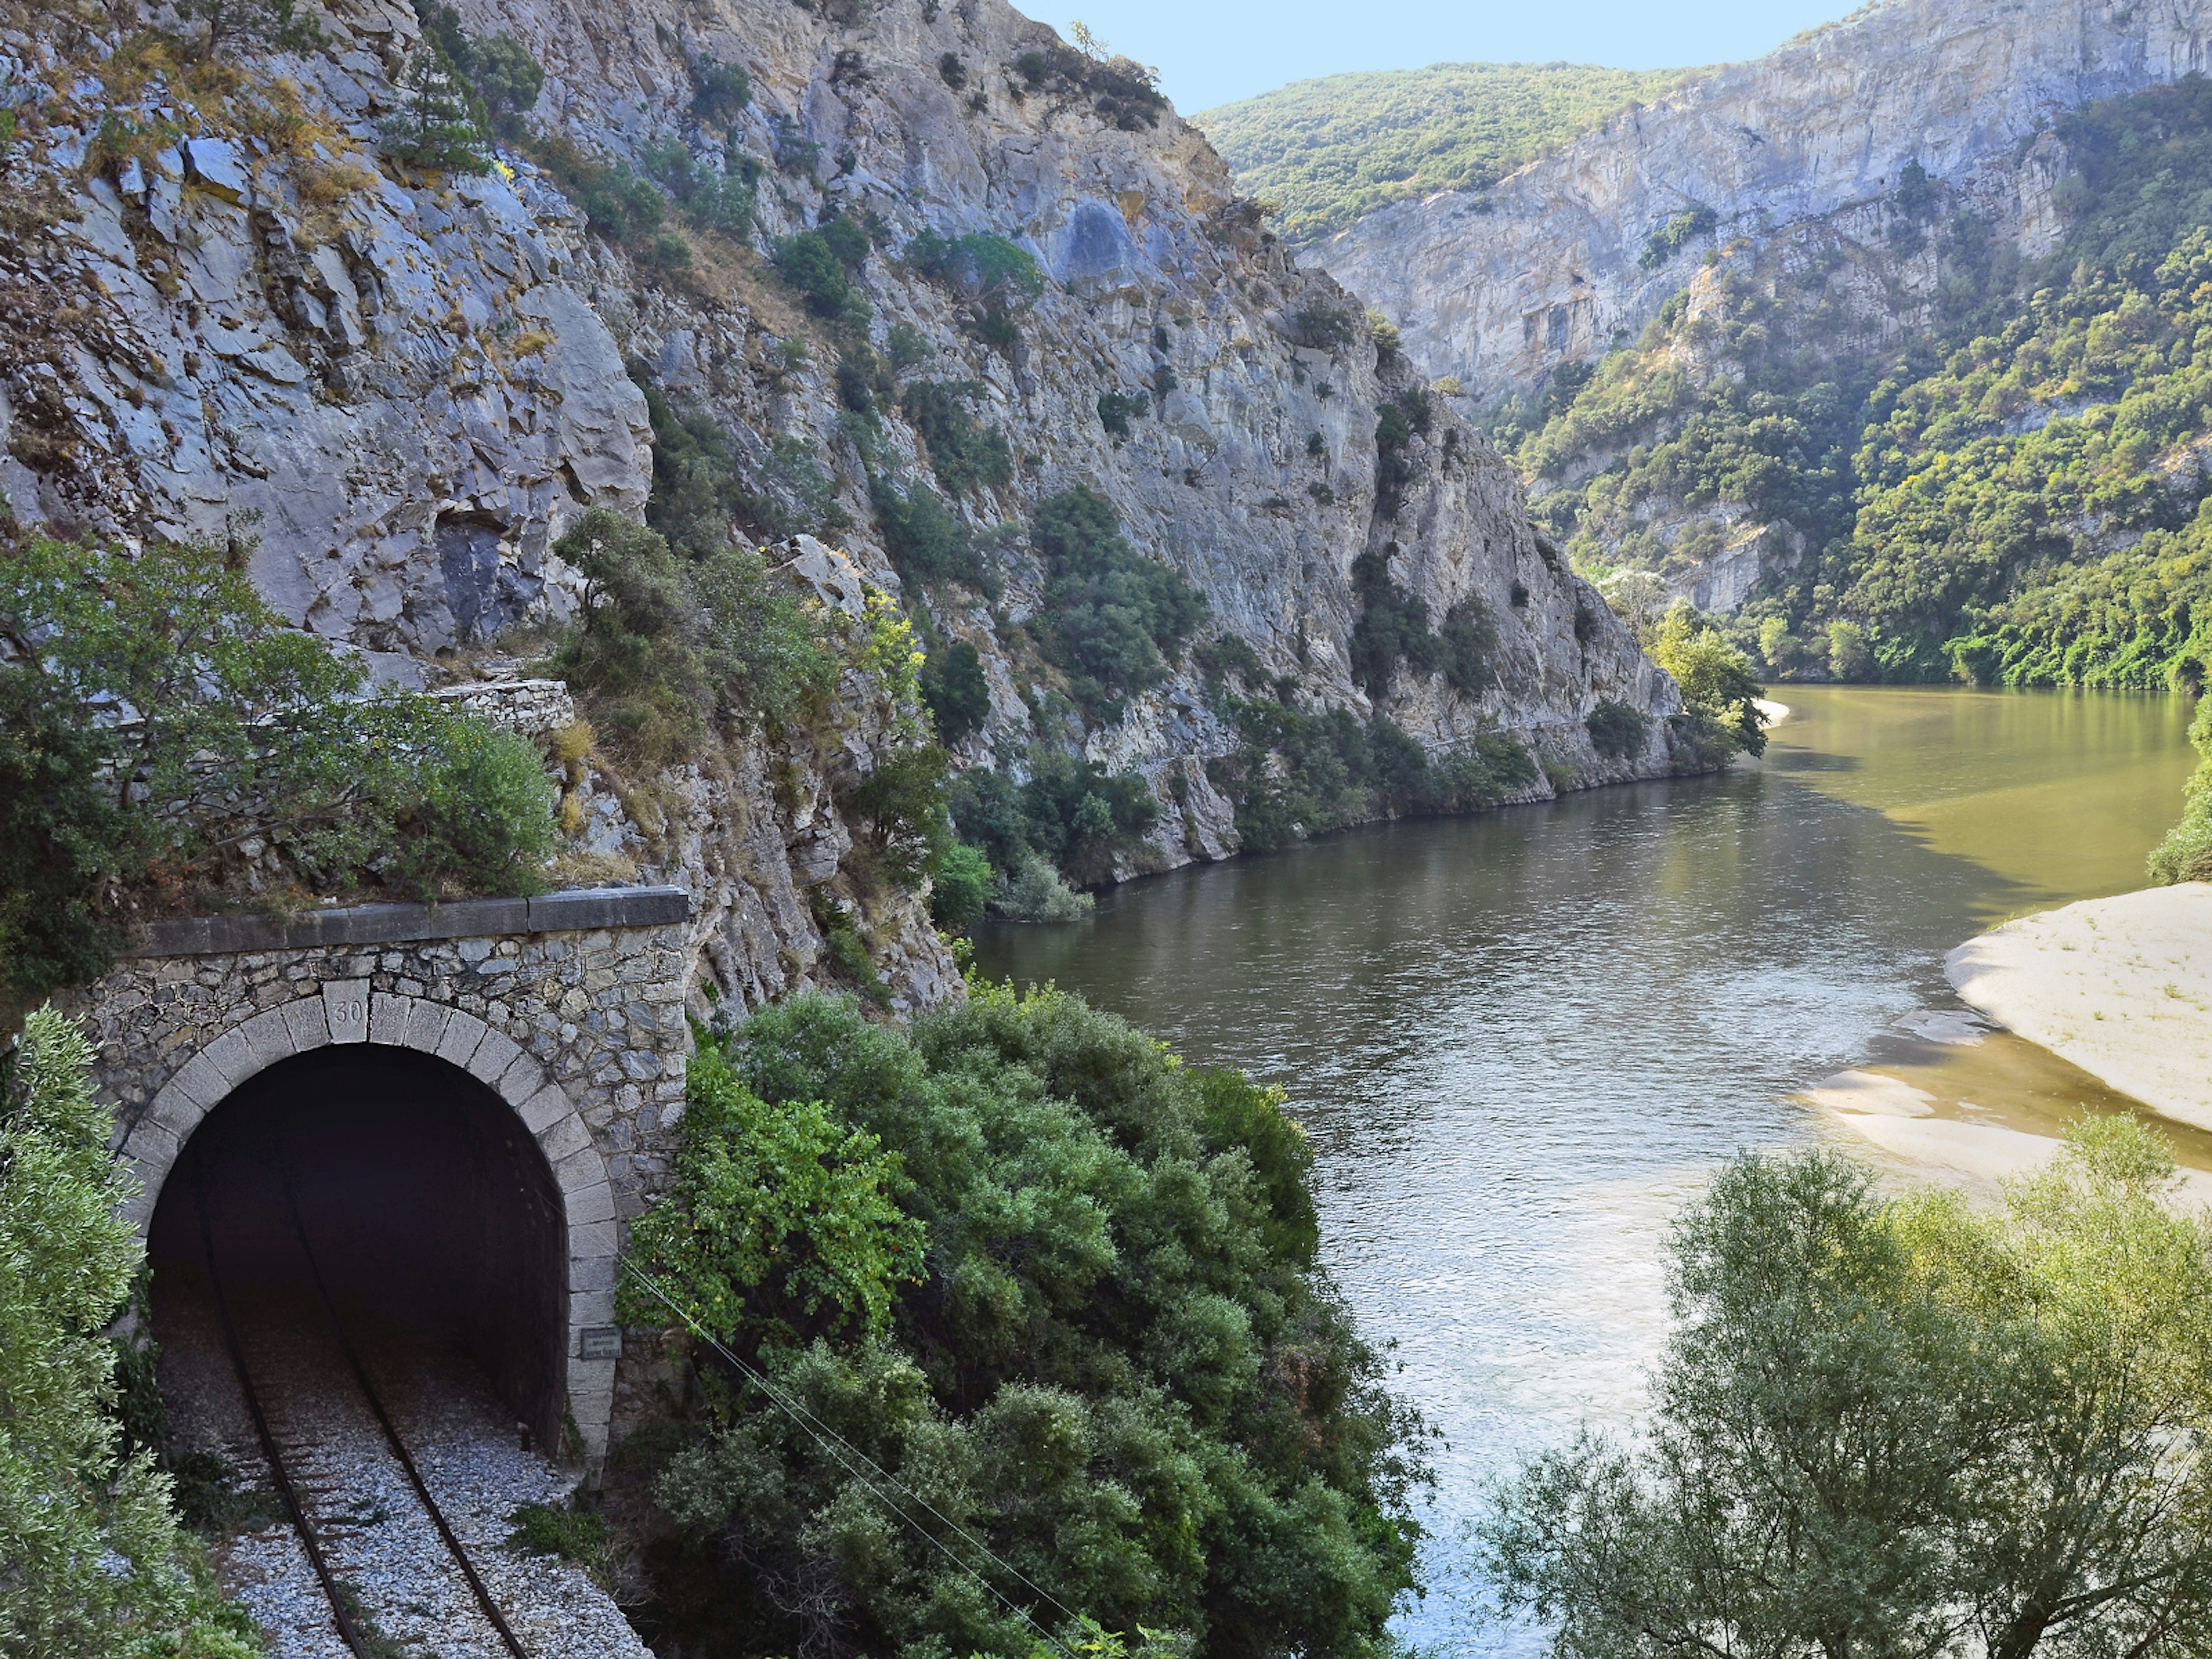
[0,0,1684,1014]
[1319,0,2212,401]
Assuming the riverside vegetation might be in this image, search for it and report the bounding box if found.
[1483,1121,2212,1659]
[613,985,1429,1659]
[1499,75,2212,691]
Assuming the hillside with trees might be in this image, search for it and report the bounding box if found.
[1193,63,1690,243]
[1499,75,2212,689]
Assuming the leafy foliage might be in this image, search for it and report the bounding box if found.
[1207,698,1537,852]
[872,475,987,590]
[548,510,834,764]
[948,755,1161,897]
[1031,487,1208,723]
[638,384,840,548]
[1,1009,260,1657]
[904,230,1046,303]
[1584,699,1649,759]
[1636,202,1717,271]
[0,536,555,1006]
[380,54,491,172]
[1647,604,1767,756]
[623,987,1425,1659]
[410,0,541,135]
[901,381,1013,496]
[1008,40,1168,131]
[1194,62,1691,241]
[1347,548,1493,698]
[1480,1120,2212,1659]
[919,638,991,746]
[776,228,869,321]
[927,841,994,930]
[2149,692,2212,884]
[1097,389,1150,440]
[690,59,752,124]
[624,1037,926,1346]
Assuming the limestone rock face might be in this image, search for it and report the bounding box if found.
[1,0,1685,1012]
[1319,0,2212,400]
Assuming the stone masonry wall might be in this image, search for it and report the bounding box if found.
[68,887,694,1463]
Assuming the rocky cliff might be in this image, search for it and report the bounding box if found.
[0,0,1683,1016]
[1319,0,2212,402]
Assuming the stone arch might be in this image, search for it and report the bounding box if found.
[113,983,622,1461]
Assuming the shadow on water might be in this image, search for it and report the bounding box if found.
[971,687,2197,1655]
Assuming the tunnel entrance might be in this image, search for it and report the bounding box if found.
[147,1043,569,1453]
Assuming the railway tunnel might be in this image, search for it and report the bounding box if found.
[147,1043,571,1454]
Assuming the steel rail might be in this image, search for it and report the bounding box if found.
[190,1147,376,1659]
[276,1145,533,1659]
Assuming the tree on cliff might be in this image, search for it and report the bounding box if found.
[1479,1122,2212,1658]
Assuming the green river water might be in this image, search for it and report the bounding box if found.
[971,686,2202,1653]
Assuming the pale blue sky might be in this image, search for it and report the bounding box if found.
[1022,0,1864,115]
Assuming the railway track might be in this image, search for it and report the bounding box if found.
[191,1145,533,1659]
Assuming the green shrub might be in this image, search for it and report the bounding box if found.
[0,537,559,1006]
[1031,486,1208,722]
[623,988,1422,1657]
[870,476,986,589]
[690,59,752,124]
[388,717,555,898]
[2149,695,2212,884]
[623,1036,925,1344]
[1096,388,1150,440]
[819,213,871,270]
[840,744,953,887]
[1192,631,1267,694]
[900,381,1013,495]
[945,756,1157,895]
[1437,595,1498,694]
[1,1009,262,1656]
[1586,698,1650,758]
[411,0,542,134]
[993,850,1094,920]
[1347,547,1439,695]
[1209,696,1536,850]
[1650,604,1767,757]
[927,842,994,929]
[550,510,835,763]
[642,139,759,238]
[1288,306,1361,351]
[886,321,933,371]
[1371,388,1432,520]
[1018,752,1159,887]
[638,383,750,558]
[1638,202,1719,270]
[919,638,991,745]
[380,56,492,172]
[1482,1123,2212,1658]
[774,229,861,319]
[903,230,1046,302]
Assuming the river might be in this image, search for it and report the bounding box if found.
[970,686,2202,1654]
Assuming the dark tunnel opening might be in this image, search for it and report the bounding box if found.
[147,1044,569,1453]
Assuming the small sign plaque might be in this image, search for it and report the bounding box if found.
[579,1325,622,1361]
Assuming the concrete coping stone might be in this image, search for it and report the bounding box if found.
[125,885,694,958]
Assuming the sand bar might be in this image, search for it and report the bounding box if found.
[1945,882,2212,1132]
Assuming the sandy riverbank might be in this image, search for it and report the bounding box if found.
[1806,884,2212,1195]
[1946,883,2212,1131]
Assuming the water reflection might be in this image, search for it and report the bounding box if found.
[971,688,2197,1653]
